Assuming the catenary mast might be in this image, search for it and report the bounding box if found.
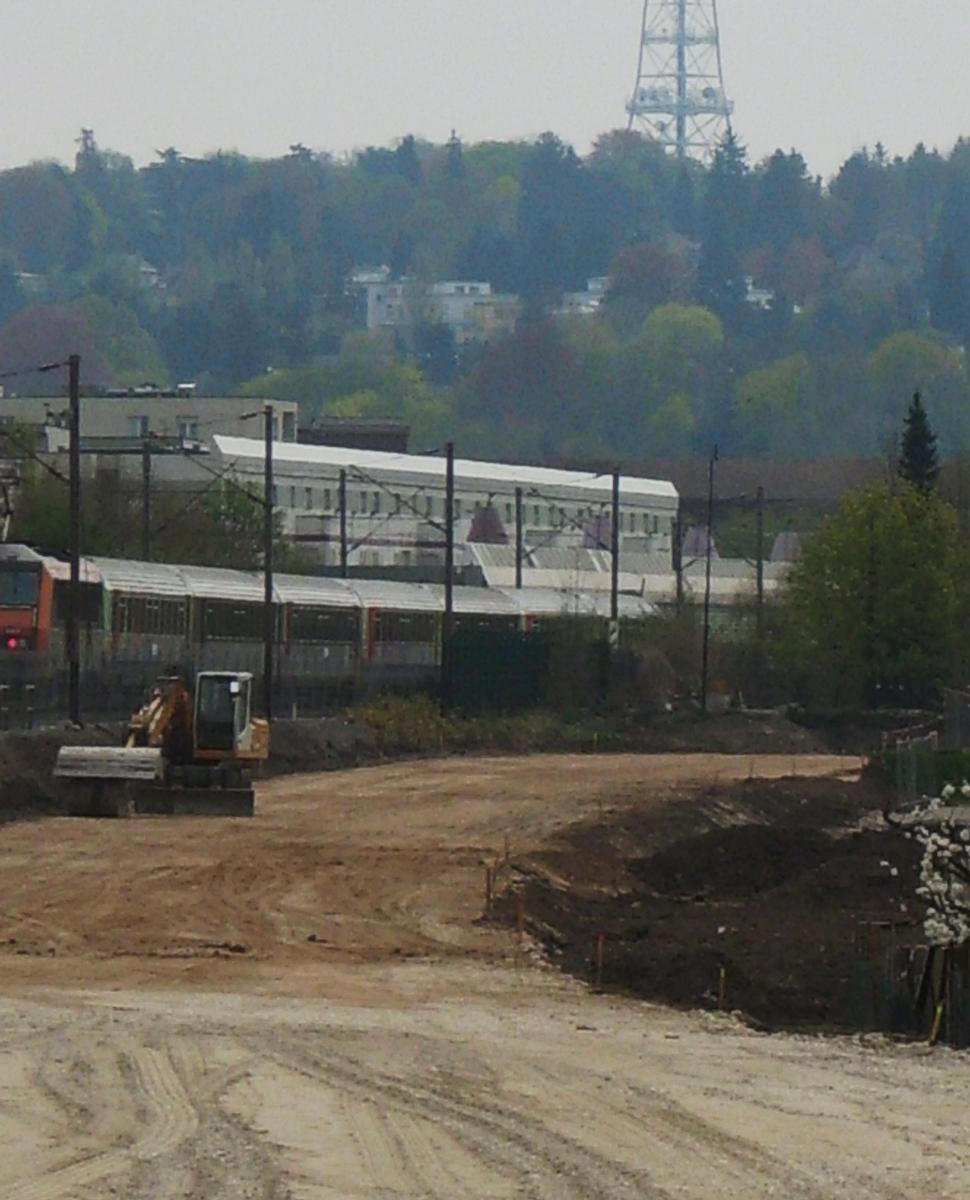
[626,0,733,161]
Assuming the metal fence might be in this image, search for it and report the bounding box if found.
[857,932,970,1049]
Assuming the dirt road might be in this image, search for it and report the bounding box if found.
[0,752,966,1198]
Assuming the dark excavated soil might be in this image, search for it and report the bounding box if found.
[504,774,923,1031]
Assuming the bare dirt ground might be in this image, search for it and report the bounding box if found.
[0,753,967,1198]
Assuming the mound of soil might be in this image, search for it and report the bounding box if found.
[506,774,922,1031]
[637,825,841,900]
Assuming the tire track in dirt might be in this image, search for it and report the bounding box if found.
[255,1034,664,1199]
[0,1047,197,1200]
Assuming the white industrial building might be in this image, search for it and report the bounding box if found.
[212,436,678,580]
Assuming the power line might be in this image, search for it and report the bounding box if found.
[0,359,67,381]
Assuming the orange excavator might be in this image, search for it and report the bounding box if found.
[54,672,269,817]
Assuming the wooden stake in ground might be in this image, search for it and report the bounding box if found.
[594,931,606,992]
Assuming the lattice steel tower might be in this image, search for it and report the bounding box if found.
[626,0,733,161]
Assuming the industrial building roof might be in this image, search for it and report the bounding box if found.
[213,436,678,505]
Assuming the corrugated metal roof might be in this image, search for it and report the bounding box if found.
[178,565,265,603]
[349,579,442,612]
[274,574,358,608]
[213,435,678,503]
[453,587,520,617]
[87,558,184,596]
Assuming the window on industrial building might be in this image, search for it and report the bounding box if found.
[505,502,513,524]
[304,488,313,510]
[394,493,402,514]
[373,492,381,514]
[282,411,296,441]
[454,499,462,519]
[177,417,199,441]
[533,505,541,524]
[271,486,279,506]
[324,488,332,510]
[128,415,149,438]
[426,495,433,518]
[289,486,297,509]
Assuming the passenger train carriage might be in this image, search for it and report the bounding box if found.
[0,546,659,707]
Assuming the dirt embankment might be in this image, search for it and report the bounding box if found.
[504,772,920,1031]
[0,709,829,821]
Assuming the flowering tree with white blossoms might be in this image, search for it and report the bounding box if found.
[903,783,970,948]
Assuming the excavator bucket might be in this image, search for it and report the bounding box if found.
[55,746,164,782]
[55,747,164,818]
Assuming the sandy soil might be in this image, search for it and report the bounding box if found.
[0,752,967,1197]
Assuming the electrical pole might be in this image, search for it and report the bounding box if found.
[67,354,81,725]
[700,445,718,715]
[673,509,684,611]
[441,441,455,711]
[141,438,152,561]
[610,470,621,636]
[263,404,274,721]
[755,485,765,639]
[515,486,523,589]
[339,469,348,579]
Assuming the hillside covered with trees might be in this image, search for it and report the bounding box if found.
[3,128,970,462]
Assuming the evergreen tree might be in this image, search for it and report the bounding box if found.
[698,132,749,323]
[898,392,940,492]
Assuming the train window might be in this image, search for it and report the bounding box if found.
[202,600,264,640]
[0,567,40,606]
[375,611,437,643]
[110,594,186,635]
[290,607,359,643]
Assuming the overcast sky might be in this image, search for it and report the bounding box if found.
[2,0,969,178]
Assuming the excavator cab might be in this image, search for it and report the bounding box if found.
[195,672,253,753]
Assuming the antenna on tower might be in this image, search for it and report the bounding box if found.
[626,0,733,161]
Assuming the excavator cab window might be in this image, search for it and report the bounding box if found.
[196,675,241,752]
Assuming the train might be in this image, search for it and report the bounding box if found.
[0,544,660,716]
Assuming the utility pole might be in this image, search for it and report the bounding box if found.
[700,446,718,715]
[514,486,523,589]
[141,438,152,561]
[441,441,455,710]
[673,509,684,611]
[339,469,348,579]
[262,404,274,721]
[610,469,621,633]
[67,354,81,725]
[755,485,765,639]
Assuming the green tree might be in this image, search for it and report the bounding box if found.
[898,392,940,492]
[782,483,965,705]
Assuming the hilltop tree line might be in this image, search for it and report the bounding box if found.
[4,128,970,460]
